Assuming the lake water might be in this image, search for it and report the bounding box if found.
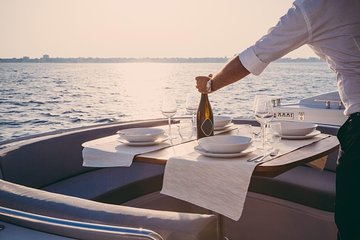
[0,62,337,143]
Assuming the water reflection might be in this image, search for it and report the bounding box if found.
[0,62,336,142]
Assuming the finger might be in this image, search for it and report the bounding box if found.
[195,75,210,81]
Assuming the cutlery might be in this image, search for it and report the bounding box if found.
[247,154,264,162]
[254,148,279,163]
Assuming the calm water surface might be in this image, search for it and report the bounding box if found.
[0,62,336,143]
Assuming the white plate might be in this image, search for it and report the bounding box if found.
[198,135,253,154]
[194,145,256,158]
[118,135,169,146]
[280,130,321,140]
[272,121,318,136]
[116,127,165,142]
[214,123,234,131]
[214,115,232,128]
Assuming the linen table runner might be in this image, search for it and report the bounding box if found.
[82,135,171,167]
[161,133,330,221]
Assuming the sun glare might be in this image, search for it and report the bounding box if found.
[117,63,177,115]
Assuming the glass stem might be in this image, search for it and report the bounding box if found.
[168,117,172,139]
[262,123,266,151]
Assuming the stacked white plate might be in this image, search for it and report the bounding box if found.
[214,116,233,131]
[195,135,255,158]
[271,121,320,139]
[117,127,168,146]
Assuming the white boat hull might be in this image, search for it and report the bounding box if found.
[273,92,347,126]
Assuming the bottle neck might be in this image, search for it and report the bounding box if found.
[200,93,208,100]
[198,93,208,109]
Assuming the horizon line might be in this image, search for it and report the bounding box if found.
[0,54,321,60]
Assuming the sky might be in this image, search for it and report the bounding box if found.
[0,0,316,59]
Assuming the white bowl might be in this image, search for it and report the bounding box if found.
[117,127,165,142]
[272,121,318,136]
[213,116,232,128]
[198,135,252,154]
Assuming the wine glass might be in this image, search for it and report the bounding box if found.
[177,118,193,142]
[267,121,282,149]
[185,93,199,133]
[161,94,177,140]
[253,95,274,151]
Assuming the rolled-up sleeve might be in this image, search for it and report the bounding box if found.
[239,2,311,76]
[239,47,269,76]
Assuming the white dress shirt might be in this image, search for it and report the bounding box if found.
[240,0,360,116]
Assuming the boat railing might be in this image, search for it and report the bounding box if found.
[0,206,164,240]
[314,98,344,109]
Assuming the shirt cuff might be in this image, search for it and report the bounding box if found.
[239,47,269,76]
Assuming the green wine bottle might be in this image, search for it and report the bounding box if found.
[196,93,214,139]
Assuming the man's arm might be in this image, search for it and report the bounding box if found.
[196,3,310,94]
[195,56,250,93]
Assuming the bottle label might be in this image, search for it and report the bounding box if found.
[201,118,214,136]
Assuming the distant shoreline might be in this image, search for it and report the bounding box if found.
[0,56,322,63]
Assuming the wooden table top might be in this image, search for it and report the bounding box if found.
[136,126,340,177]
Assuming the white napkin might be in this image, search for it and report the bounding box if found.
[161,133,330,221]
[82,135,171,167]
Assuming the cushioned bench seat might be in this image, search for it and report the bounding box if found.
[0,179,218,240]
[0,119,339,240]
[250,165,336,212]
[42,162,165,203]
